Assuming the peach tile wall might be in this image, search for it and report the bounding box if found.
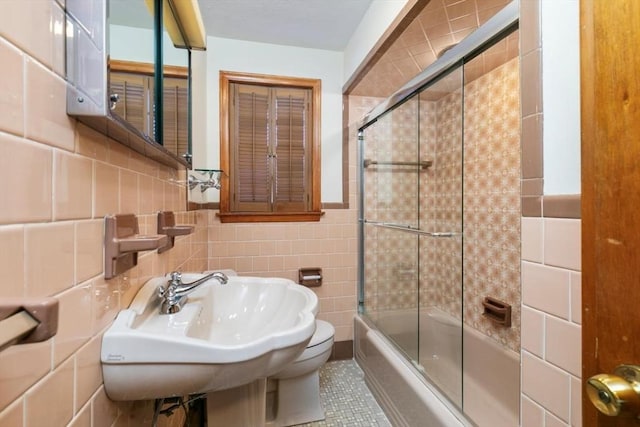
[521,218,582,426]
[519,0,583,425]
[206,208,359,342]
[0,1,206,425]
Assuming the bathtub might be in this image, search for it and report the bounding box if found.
[355,308,519,427]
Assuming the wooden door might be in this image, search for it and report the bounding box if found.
[581,0,640,425]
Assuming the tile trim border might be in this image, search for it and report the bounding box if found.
[521,194,581,218]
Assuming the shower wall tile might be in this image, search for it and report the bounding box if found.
[75,336,103,412]
[522,351,571,422]
[521,50,543,117]
[68,405,91,427]
[24,222,75,297]
[0,340,51,411]
[0,0,59,71]
[522,218,582,426]
[53,283,93,366]
[0,400,23,426]
[53,150,93,220]
[119,169,139,214]
[570,376,582,426]
[521,306,544,357]
[0,225,25,297]
[545,316,581,377]
[24,357,74,427]
[521,114,543,179]
[24,57,74,151]
[75,123,108,162]
[75,220,104,283]
[0,38,24,136]
[521,395,545,427]
[520,0,541,55]
[461,56,521,352]
[91,388,119,427]
[521,217,543,262]
[545,413,568,427]
[543,218,581,270]
[522,261,571,319]
[94,162,120,216]
[570,271,582,324]
[0,133,53,224]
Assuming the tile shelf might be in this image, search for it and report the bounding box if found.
[157,211,195,254]
[104,214,168,279]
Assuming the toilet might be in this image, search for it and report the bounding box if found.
[266,319,335,427]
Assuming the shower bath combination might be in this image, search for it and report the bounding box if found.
[355,3,521,426]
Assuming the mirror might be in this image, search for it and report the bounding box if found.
[65,0,204,169]
[108,0,190,163]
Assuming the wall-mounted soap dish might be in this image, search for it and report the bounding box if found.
[482,296,512,327]
[157,211,194,254]
[104,214,168,279]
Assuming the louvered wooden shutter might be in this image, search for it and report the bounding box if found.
[229,83,312,213]
[162,77,188,156]
[109,72,151,137]
[231,84,271,211]
[273,87,309,212]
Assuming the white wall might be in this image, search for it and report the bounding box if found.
[192,36,344,203]
[541,0,581,195]
[343,0,409,84]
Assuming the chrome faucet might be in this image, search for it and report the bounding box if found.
[158,271,228,314]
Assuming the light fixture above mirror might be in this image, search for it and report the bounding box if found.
[146,0,207,50]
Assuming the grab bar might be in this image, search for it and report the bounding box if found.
[363,159,433,170]
[363,220,461,238]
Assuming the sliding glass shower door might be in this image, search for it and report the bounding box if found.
[357,8,521,424]
[417,66,464,405]
[360,63,464,405]
[361,95,421,363]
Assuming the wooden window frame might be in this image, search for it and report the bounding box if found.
[109,59,188,78]
[218,71,323,223]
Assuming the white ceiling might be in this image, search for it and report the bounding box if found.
[197,0,374,51]
[109,0,375,52]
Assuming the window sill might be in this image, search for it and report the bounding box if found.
[216,211,325,223]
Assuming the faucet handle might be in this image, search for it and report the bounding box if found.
[159,271,182,299]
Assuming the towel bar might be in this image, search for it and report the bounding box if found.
[0,298,59,352]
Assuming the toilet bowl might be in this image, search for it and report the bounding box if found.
[266,319,335,427]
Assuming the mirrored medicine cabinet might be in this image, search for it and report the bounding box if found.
[65,0,206,169]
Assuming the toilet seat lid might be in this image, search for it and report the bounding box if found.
[309,320,335,347]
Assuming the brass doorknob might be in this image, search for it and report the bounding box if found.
[587,365,640,416]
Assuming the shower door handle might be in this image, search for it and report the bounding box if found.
[429,232,460,238]
[586,364,640,417]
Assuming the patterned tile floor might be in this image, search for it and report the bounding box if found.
[297,359,391,427]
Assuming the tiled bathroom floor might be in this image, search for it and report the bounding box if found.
[297,359,391,427]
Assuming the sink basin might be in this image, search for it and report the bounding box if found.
[101,273,318,401]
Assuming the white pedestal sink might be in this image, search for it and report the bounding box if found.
[101,273,318,411]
